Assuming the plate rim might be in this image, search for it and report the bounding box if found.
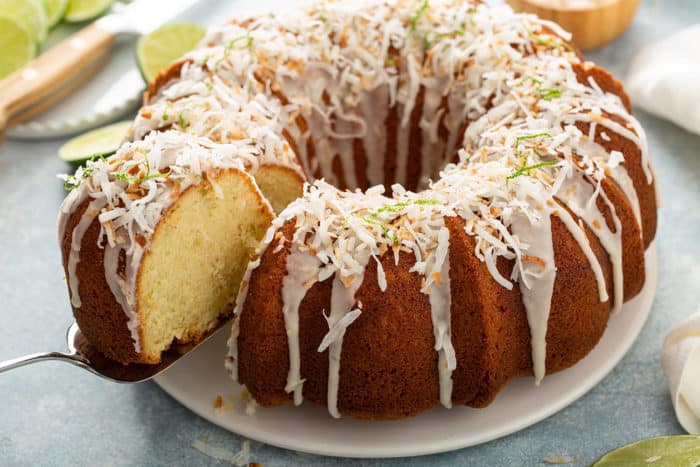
[154,241,658,458]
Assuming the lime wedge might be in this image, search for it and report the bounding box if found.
[0,16,36,80]
[0,0,49,44]
[58,121,132,164]
[593,435,700,467]
[63,0,113,23]
[137,23,206,83]
[42,0,69,28]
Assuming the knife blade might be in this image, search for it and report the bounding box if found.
[97,0,202,36]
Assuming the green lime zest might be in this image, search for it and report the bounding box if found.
[114,155,168,184]
[215,34,254,68]
[516,76,562,101]
[525,27,573,52]
[409,0,429,31]
[178,109,189,129]
[433,28,465,40]
[62,155,107,191]
[507,159,559,181]
[421,27,465,50]
[342,199,441,244]
[539,87,562,101]
[369,198,441,219]
[508,133,556,181]
[513,132,552,156]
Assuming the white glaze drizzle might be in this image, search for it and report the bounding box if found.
[281,246,321,405]
[426,226,455,407]
[319,272,367,418]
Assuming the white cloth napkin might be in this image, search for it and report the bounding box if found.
[662,310,700,434]
[626,24,700,135]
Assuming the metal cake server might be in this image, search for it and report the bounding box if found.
[0,321,224,383]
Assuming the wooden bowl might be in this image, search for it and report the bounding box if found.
[508,0,640,51]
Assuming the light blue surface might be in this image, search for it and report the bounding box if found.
[1,1,699,465]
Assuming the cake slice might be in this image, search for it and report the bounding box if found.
[58,130,304,364]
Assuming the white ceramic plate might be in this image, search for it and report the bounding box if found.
[154,242,657,458]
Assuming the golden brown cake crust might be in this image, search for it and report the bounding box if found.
[61,200,141,365]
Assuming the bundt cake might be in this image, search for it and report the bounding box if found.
[58,0,657,420]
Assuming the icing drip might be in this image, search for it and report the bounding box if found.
[510,205,556,385]
[554,206,608,303]
[281,247,322,405]
[557,170,624,313]
[67,197,107,308]
[319,271,368,418]
[426,226,455,408]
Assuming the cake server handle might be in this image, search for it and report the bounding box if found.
[0,351,90,374]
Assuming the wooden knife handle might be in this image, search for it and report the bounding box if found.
[0,23,115,137]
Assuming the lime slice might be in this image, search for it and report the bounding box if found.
[593,435,700,467]
[137,23,206,83]
[42,0,69,28]
[0,0,49,44]
[63,0,114,23]
[0,16,36,80]
[58,121,132,164]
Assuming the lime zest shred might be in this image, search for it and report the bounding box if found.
[525,27,573,52]
[178,109,189,129]
[516,76,562,101]
[369,198,441,219]
[513,132,552,157]
[342,198,442,245]
[539,87,562,101]
[114,155,168,185]
[433,28,465,40]
[507,159,559,181]
[62,155,108,191]
[422,27,465,50]
[215,34,255,68]
[409,0,429,31]
[508,133,557,181]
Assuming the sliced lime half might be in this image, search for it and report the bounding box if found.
[137,23,206,83]
[63,0,114,23]
[593,435,700,467]
[0,16,37,80]
[58,121,132,165]
[42,0,69,28]
[0,0,49,44]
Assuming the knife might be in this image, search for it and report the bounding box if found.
[0,0,202,139]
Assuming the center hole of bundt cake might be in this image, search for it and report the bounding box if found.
[303,89,456,194]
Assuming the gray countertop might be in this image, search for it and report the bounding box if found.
[1,1,699,465]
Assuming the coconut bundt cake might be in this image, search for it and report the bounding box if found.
[58,0,657,420]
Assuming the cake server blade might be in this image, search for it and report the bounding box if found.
[0,321,227,383]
